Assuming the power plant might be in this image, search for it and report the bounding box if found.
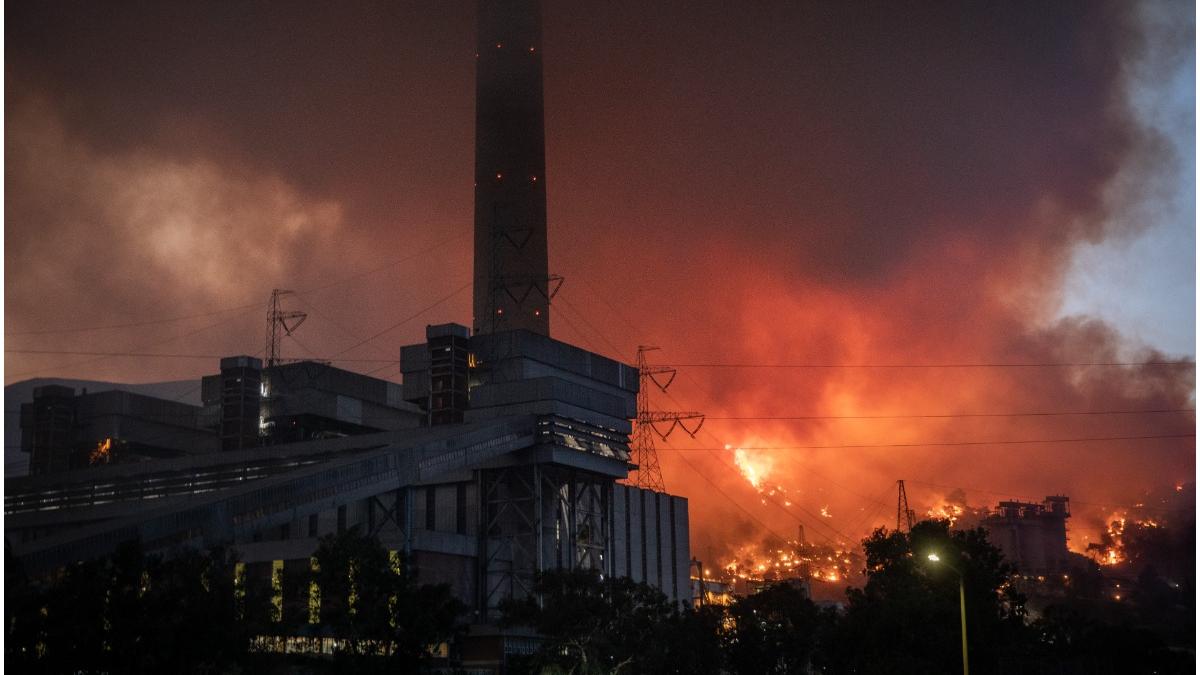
[5,1,691,668]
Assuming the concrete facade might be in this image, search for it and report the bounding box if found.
[20,385,218,474]
[982,496,1072,575]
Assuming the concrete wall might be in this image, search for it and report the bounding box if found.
[612,484,692,606]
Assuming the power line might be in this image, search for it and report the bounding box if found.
[3,233,467,338]
[673,361,1194,369]
[289,292,394,359]
[548,285,849,544]
[296,232,468,296]
[5,309,261,381]
[905,479,1194,515]
[331,279,472,357]
[5,349,397,364]
[666,446,810,546]
[546,279,1193,545]
[666,433,1195,451]
[2,303,262,337]
[705,408,1195,421]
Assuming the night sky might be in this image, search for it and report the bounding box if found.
[5,1,1195,553]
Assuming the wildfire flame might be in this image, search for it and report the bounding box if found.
[1087,513,1163,567]
[728,444,773,492]
[720,540,861,588]
[926,502,965,526]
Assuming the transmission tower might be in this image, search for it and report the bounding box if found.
[628,346,704,492]
[265,289,308,367]
[896,479,916,532]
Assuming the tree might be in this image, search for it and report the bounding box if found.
[6,541,249,674]
[499,568,711,675]
[722,581,832,675]
[7,531,464,673]
[303,530,465,672]
[825,521,1035,674]
[1033,603,1191,675]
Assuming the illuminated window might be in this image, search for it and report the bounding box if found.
[348,560,359,616]
[271,560,284,622]
[234,562,247,620]
[308,557,321,624]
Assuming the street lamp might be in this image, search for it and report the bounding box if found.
[927,552,968,675]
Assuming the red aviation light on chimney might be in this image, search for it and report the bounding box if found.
[473,0,550,336]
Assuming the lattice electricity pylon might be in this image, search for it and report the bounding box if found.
[627,346,704,492]
[266,289,307,368]
[897,479,916,533]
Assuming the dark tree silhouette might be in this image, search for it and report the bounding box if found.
[499,568,713,675]
[722,581,833,675]
[825,521,1035,674]
[7,541,248,673]
[301,530,465,672]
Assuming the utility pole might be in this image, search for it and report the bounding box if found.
[265,289,307,368]
[897,479,916,532]
[627,346,704,493]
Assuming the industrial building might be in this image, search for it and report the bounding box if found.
[5,0,692,668]
[981,496,1072,575]
[19,384,218,474]
[201,356,426,447]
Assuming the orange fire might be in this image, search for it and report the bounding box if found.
[728,444,773,492]
[1089,514,1128,566]
[720,540,861,588]
[89,437,114,466]
[926,503,966,526]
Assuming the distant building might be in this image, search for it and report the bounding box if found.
[982,496,1071,575]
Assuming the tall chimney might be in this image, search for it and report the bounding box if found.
[473,0,551,336]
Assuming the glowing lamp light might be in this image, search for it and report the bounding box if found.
[496,42,503,48]
[927,553,941,562]
[495,172,503,180]
[534,309,541,316]
[496,308,504,315]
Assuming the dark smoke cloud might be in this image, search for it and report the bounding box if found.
[5,1,1193,549]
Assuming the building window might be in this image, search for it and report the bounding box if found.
[270,560,284,623]
[308,557,321,624]
[337,505,347,534]
[309,513,319,537]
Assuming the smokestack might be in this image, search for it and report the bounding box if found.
[473,0,551,336]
